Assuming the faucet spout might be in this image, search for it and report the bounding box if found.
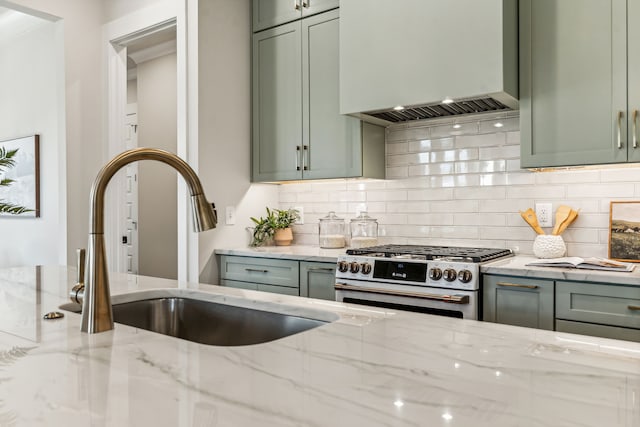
[81,148,217,333]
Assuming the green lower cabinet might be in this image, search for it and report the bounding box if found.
[300,261,336,300]
[555,280,640,342]
[219,255,337,301]
[483,274,555,330]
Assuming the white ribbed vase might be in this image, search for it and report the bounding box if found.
[533,235,566,258]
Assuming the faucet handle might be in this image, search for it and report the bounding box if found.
[70,248,86,305]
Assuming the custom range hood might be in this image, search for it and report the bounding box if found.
[339,0,519,125]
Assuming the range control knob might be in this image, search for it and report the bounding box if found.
[349,262,360,274]
[428,268,443,281]
[337,261,349,273]
[458,269,473,283]
[361,262,372,275]
[443,268,457,282]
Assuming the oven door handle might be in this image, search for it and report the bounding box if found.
[335,283,470,304]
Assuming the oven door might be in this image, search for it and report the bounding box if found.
[335,281,478,320]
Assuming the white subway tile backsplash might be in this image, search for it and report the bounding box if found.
[407,213,454,226]
[408,163,455,176]
[505,185,566,199]
[478,145,520,160]
[455,132,506,149]
[408,137,455,152]
[567,183,635,198]
[278,112,635,256]
[407,188,454,201]
[454,186,506,200]
[386,141,408,155]
[455,160,506,174]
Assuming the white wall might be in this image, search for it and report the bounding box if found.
[136,52,178,279]
[197,0,279,284]
[6,0,105,268]
[0,14,64,267]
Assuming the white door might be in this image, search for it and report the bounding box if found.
[121,105,139,274]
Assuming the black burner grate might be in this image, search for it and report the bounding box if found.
[345,245,513,263]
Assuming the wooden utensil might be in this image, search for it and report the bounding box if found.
[520,208,545,235]
[556,208,579,235]
[551,205,572,235]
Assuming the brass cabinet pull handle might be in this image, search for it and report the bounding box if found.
[307,267,334,272]
[628,305,640,311]
[245,268,269,273]
[617,111,624,149]
[633,110,638,149]
[335,283,470,304]
[294,0,301,10]
[303,145,309,171]
[496,282,538,289]
[295,145,301,171]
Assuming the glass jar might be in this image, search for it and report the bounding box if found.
[350,211,378,248]
[318,211,346,248]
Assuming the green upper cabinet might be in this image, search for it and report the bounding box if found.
[520,0,633,168]
[629,0,640,163]
[252,8,385,182]
[252,0,340,32]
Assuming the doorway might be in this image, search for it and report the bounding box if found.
[110,22,179,280]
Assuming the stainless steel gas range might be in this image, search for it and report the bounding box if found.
[334,245,514,320]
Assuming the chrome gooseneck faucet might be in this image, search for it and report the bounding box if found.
[81,148,217,333]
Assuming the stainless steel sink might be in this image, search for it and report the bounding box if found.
[60,297,332,346]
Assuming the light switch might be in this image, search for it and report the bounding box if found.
[225,206,236,225]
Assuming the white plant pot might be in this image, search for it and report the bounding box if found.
[533,235,566,259]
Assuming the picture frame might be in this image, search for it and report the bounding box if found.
[0,135,40,218]
[609,201,640,262]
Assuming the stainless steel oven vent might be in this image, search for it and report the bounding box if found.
[367,96,512,123]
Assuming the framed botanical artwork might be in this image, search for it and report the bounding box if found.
[0,135,40,217]
[609,201,640,262]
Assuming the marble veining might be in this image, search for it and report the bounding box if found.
[0,266,637,426]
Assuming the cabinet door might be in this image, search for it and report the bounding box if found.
[301,10,364,180]
[300,261,336,300]
[252,0,301,32]
[483,275,555,330]
[252,22,303,181]
[252,0,338,32]
[520,0,627,168]
[629,1,640,162]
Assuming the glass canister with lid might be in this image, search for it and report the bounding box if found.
[349,211,378,248]
[318,211,346,248]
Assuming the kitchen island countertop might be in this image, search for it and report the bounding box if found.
[0,265,638,426]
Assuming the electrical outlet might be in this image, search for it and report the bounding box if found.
[294,206,304,224]
[535,203,553,228]
[225,206,236,225]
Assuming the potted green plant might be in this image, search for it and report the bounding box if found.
[250,207,300,247]
[0,147,31,215]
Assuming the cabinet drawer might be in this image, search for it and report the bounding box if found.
[556,320,640,343]
[220,279,258,291]
[257,284,299,296]
[220,256,299,287]
[556,281,640,329]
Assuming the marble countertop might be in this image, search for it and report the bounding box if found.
[0,266,639,426]
[214,245,346,262]
[482,255,640,286]
[215,246,640,286]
